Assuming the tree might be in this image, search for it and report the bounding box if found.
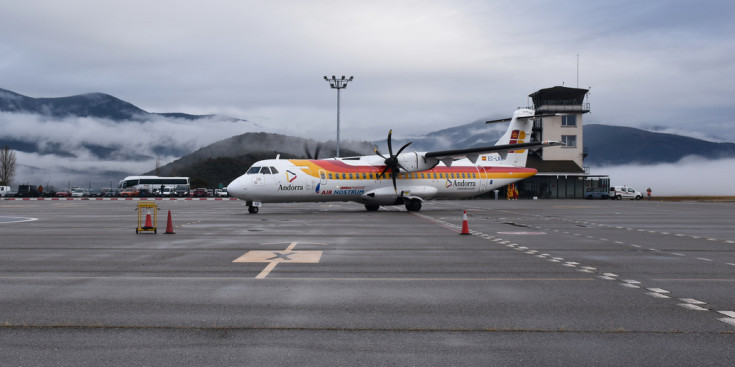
[0,145,16,186]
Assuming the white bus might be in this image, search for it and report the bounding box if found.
[118,176,190,194]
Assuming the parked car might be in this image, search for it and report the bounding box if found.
[120,188,138,197]
[192,188,208,197]
[17,185,40,197]
[137,189,152,197]
[216,188,228,197]
[585,190,610,200]
[609,186,643,200]
[104,190,118,197]
[161,187,173,197]
[88,189,103,197]
[174,185,189,197]
[42,186,58,197]
[56,190,72,197]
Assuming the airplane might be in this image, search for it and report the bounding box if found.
[226,108,562,213]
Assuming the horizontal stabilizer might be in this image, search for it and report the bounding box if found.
[485,113,559,124]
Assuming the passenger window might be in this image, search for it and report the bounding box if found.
[320,172,326,179]
[260,167,271,174]
[349,173,353,179]
[342,173,346,179]
[270,167,279,174]
[328,173,333,179]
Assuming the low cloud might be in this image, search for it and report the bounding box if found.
[2,112,263,188]
[591,156,735,196]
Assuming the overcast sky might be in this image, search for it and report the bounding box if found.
[2,0,734,143]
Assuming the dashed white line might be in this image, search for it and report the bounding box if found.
[718,318,735,327]
[696,257,713,262]
[648,292,670,299]
[679,303,708,311]
[716,311,735,318]
[680,298,706,305]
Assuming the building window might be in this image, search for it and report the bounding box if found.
[562,115,576,127]
[562,135,577,147]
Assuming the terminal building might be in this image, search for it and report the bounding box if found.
[514,86,609,199]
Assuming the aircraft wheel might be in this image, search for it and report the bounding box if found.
[248,206,259,214]
[405,199,422,212]
[365,204,380,212]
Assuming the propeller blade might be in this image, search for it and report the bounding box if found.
[395,142,412,156]
[391,172,398,194]
[387,129,393,156]
[378,166,390,178]
[374,149,387,160]
[304,142,313,159]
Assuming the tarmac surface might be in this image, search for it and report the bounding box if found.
[1,198,734,366]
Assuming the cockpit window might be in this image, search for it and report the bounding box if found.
[260,167,272,174]
[270,167,279,174]
[247,166,261,174]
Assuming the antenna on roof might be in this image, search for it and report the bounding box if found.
[576,54,579,88]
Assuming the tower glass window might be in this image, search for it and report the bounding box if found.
[561,135,577,147]
[562,115,576,126]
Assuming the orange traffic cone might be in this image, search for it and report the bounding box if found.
[460,210,471,235]
[143,212,154,229]
[164,210,175,234]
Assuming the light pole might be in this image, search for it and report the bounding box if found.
[323,75,353,157]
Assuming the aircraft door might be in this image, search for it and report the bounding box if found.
[297,166,314,192]
[477,166,487,192]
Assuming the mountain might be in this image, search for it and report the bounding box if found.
[376,117,507,152]
[148,132,375,187]
[583,124,735,166]
[0,88,230,121]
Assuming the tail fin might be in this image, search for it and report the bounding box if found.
[493,108,535,167]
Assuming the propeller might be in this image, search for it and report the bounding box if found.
[304,142,321,159]
[375,129,412,194]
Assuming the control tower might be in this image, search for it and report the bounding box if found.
[528,86,589,172]
[518,86,607,199]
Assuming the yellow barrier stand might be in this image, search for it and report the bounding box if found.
[136,201,158,234]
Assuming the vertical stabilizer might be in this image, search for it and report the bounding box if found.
[492,108,535,167]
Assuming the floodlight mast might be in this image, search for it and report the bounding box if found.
[323,75,354,157]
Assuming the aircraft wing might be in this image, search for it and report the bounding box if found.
[424,140,563,163]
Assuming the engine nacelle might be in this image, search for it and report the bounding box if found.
[396,152,439,172]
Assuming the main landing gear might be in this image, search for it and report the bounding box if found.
[405,198,422,212]
[364,198,422,212]
[365,204,380,211]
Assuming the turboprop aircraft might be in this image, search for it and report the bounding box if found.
[227,108,562,213]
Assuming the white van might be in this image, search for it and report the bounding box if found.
[0,185,11,197]
[610,186,643,200]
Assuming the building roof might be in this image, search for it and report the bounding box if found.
[529,86,589,107]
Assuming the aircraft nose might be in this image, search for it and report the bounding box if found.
[227,178,246,198]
